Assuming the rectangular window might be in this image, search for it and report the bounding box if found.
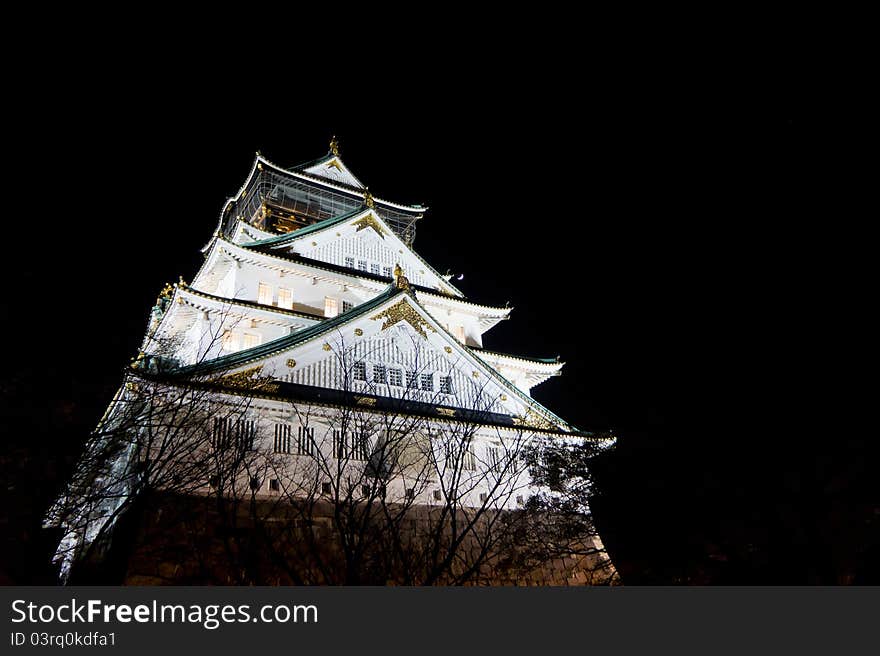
[357,259,368,271]
[351,432,370,461]
[487,446,502,473]
[342,300,353,313]
[324,297,339,318]
[370,263,380,275]
[277,287,293,310]
[383,266,393,279]
[269,479,280,492]
[333,430,346,459]
[406,371,418,388]
[297,426,315,457]
[258,282,272,306]
[242,333,261,349]
[440,375,453,394]
[274,424,291,454]
[420,373,434,392]
[433,490,442,501]
[212,417,253,451]
[406,488,415,500]
[353,361,367,381]
[345,256,355,268]
[463,440,476,471]
[373,364,387,384]
[455,325,466,343]
[321,482,332,495]
[388,368,403,386]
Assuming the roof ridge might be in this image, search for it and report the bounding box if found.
[181,286,326,322]
[469,347,561,365]
[175,284,401,377]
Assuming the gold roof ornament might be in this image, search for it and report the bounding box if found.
[329,135,339,157]
[178,275,187,288]
[364,188,375,209]
[370,298,435,339]
[393,263,410,291]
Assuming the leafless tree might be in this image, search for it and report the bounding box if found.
[48,301,615,585]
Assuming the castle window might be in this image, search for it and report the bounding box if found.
[351,432,370,461]
[420,373,434,392]
[321,482,332,495]
[406,488,415,500]
[480,492,488,503]
[383,266,393,279]
[353,361,367,381]
[297,426,315,457]
[250,476,261,491]
[242,333,261,349]
[373,364,387,384]
[213,418,255,451]
[406,371,418,388]
[433,490,442,501]
[388,368,403,386]
[487,446,502,473]
[274,424,291,454]
[357,259,368,271]
[277,287,293,310]
[345,256,355,268]
[440,375,453,394]
[463,440,476,471]
[370,263,380,275]
[342,300,353,313]
[269,479,280,492]
[454,325,466,343]
[333,430,346,459]
[258,282,272,306]
[324,297,339,318]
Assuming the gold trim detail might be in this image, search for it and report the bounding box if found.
[322,343,332,351]
[355,396,377,406]
[286,359,296,368]
[327,158,342,171]
[436,407,457,417]
[513,409,558,431]
[444,346,453,354]
[329,135,339,156]
[218,366,280,393]
[354,328,363,336]
[472,371,480,378]
[370,299,436,339]
[352,214,386,238]
[364,189,375,208]
[500,394,507,401]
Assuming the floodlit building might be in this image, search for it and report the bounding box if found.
[49,139,616,584]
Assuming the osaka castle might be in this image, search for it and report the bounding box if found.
[50,139,617,585]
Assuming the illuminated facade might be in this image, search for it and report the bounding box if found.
[51,140,615,583]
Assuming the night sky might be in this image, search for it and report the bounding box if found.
[1,54,873,584]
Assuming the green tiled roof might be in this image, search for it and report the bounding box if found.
[177,284,400,377]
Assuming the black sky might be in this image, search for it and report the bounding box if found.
[1,45,872,584]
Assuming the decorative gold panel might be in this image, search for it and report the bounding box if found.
[370,300,436,339]
[436,407,457,417]
[355,396,377,406]
[286,359,296,368]
[352,214,386,238]
[354,328,363,336]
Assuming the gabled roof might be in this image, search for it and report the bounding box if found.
[177,284,400,377]
[297,153,365,190]
[469,348,563,367]
[172,286,578,434]
[240,206,465,298]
